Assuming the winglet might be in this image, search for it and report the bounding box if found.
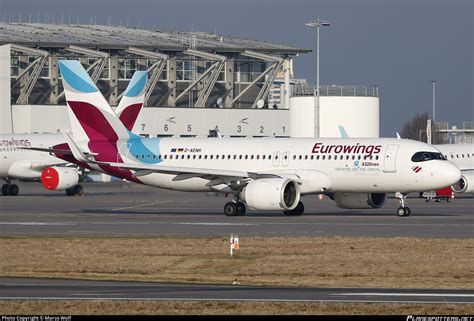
[62,132,90,163]
[396,132,402,139]
[338,125,349,138]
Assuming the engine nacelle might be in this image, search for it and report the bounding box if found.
[452,171,474,193]
[240,178,300,211]
[333,192,387,209]
[41,167,79,190]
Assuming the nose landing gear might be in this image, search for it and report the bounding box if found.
[397,193,411,217]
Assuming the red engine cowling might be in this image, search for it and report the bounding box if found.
[41,167,79,190]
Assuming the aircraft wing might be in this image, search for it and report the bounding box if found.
[104,161,253,179]
[29,160,69,171]
[21,146,74,155]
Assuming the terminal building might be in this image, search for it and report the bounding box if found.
[0,23,380,138]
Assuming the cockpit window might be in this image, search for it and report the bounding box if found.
[411,151,445,162]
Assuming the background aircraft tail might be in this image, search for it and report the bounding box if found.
[59,60,130,143]
[115,71,148,131]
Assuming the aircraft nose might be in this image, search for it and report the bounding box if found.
[442,162,462,186]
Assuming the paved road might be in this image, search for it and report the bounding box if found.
[0,182,473,238]
[0,278,472,304]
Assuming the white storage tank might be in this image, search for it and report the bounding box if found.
[289,85,379,138]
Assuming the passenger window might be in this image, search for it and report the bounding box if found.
[305,155,308,160]
[322,155,326,160]
[293,155,296,160]
[328,155,331,160]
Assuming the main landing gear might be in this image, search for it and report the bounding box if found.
[1,180,19,196]
[65,185,84,196]
[224,200,246,217]
[397,193,411,217]
[283,201,305,216]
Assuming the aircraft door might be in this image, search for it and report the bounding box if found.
[383,144,399,173]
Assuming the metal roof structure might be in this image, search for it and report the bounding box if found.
[0,22,310,54]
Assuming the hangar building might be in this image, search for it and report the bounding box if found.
[0,23,379,138]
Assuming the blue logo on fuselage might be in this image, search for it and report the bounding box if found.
[126,132,162,164]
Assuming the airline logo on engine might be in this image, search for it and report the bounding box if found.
[312,142,382,156]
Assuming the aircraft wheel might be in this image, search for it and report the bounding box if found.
[72,185,84,196]
[65,188,73,196]
[283,201,305,216]
[236,202,246,216]
[405,207,411,216]
[224,202,239,216]
[8,184,19,196]
[397,207,410,217]
[447,198,451,203]
[1,184,9,196]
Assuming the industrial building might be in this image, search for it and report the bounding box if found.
[0,23,380,138]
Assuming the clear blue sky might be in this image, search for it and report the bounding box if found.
[1,0,472,136]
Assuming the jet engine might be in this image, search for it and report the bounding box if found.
[452,171,474,193]
[41,167,79,190]
[332,192,387,209]
[240,178,300,211]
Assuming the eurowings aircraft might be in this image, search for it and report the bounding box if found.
[0,70,148,196]
[43,60,461,217]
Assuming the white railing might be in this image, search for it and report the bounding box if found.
[291,84,378,97]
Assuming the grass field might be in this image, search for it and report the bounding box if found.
[0,236,472,315]
[0,236,472,289]
[1,300,472,315]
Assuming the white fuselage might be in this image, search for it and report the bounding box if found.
[108,137,461,194]
[0,134,66,179]
[434,144,474,171]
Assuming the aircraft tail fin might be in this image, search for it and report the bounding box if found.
[59,60,130,142]
[115,71,148,131]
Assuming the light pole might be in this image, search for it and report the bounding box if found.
[431,80,436,122]
[305,18,330,138]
